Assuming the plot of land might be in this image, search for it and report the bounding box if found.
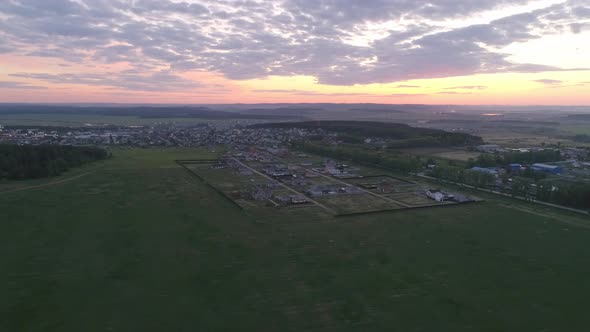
[180,157,468,216]
[389,192,449,206]
[316,194,403,215]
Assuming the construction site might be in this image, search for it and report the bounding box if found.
[179,149,478,217]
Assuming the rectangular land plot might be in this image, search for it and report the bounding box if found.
[387,192,452,207]
[184,162,277,209]
[180,159,479,217]
[315,194,404,215]
[346,175,420,194]
[187,164,270,188]
[182,160,334,215]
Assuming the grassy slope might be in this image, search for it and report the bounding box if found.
[2,149,590,331]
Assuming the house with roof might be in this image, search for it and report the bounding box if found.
[426,189,454,202]
[470,167,499,176]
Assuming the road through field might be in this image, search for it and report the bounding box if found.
[0,172,93,195]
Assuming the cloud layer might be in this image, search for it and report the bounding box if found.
[0,0,589,91]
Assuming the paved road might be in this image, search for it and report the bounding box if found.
[231,158,337,214]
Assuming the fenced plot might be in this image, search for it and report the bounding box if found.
[315,194,405,215]
[179,160,478,217]
[346,175,420,194]
[386,192,450,207]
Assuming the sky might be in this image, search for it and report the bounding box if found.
[0,0,589,105]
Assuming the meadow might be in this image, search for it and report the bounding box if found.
[2,148,590,331]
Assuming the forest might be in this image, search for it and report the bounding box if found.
[536,180,590,210]
[251,121,484,146]
[292,141,423,172]
[468,150,563,167]
[0,144,109,180]
[431,164,590,210]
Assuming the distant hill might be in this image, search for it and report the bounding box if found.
[0,105,304,120]
[347,108,406,113]
[428,119,559,126]
[240,107,323,116]
[249,121,483,146]
[567,114,590,120]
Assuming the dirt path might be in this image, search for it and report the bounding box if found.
[306,169,412,208]
[231,158,337,214]
[0,172,93,195]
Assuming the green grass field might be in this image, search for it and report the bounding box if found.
[2,148,590,331]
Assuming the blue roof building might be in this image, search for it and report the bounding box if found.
[508,163,522,172]
[471,167,499,176]
[531,163,563,175]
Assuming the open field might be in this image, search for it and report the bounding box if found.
[477,128,589,147]
[559,124,590,135]
[388,192,446,206]
[315,194,402,215]
[397,147,481,161]
[3,148,590,331]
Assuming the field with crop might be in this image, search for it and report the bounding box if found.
[2,148,590,331]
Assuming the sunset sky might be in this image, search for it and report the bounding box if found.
[0,0,589,105]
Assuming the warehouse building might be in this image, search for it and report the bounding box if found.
[531,163,563,175]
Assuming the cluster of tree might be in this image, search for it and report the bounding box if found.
[469,150,562,168]
[432,165,590,210]
[430,165,496,188]
[536,180,590,210]
[292,141,422,172]
[0,145,109,180]
[337,134,365,144]
[504,150,562,164]
[252,121,484,146]
[510,177,536,199]
[386,137,440,149]
[520,168,547,181]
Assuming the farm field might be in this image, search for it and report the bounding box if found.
[2,148,590,331]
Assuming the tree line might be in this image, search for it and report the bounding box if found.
[253,121,484,146]
[536,180,590,210]
[292,141,422,172]
[431,164,590,210]
[0,144,109,180]
[468,150,562,167]
[430,165,497,188]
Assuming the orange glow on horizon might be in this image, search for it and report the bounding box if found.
[1,57,589,105]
